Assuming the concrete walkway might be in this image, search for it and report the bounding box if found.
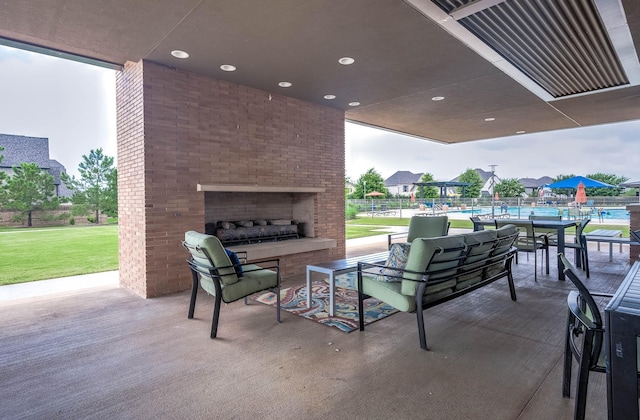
[0,270,119,302]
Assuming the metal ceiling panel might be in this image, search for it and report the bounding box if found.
[432,0,629,97]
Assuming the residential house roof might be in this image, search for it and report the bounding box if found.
[384,171,423,187]
[0,134,51,169]
[0,133,72,197]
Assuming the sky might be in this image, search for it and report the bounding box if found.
[1,44,639,182]
[0,45,116,177]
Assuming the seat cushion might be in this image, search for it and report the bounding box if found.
[220,265,278,302]
[184,231,239,285]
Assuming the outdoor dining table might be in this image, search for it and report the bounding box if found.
[473,218,579,281]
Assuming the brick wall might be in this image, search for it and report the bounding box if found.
[116,60,346,298]
[116,61,147,297]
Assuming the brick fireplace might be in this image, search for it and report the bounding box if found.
[116,60,346,298]
[201,184,336,259]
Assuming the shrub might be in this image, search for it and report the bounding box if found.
[345,203,358,220]
[69,217,75,225]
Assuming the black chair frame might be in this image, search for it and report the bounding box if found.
[184,243,280,339]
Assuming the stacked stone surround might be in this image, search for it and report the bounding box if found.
[116,60,346,298]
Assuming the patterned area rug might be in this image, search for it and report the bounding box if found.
[252,278,398,333]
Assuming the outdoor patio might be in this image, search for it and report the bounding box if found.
[2,235,634,419]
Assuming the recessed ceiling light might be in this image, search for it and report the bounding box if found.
[220,64,236,72]
[171,50,189,59]
[348,101,360,107]
[516,130,526,134]
[324,94,336,100]
[484,117,496,122]
[278,81,292,88]
[339,57,355,65]
[431,96,445,101]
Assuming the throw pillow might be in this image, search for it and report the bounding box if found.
[375,243,411,282]
[255,219,268,226]
[225,249,243,277]
[235,220,253,227]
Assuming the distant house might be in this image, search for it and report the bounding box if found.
[385,171,423,196]
[519,176,553,197]
[345,180,356,195]
[449,168,501,197]
[0,133,72,198]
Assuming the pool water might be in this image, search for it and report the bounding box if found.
[451,207,630,220]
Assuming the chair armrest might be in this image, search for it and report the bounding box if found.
[238,258,280,273]
[387,232,408,249]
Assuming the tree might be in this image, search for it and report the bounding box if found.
[418,172,439,199]
[102,168,118,217]
[61,148,116,224]
[586,172,628,197]
[457,168,483,198]
[353,168,387,199]
[0,147,7,204]
[2,162,60,226]
[495,178,525,198]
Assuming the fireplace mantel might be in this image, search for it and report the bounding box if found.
[197,184,325,193]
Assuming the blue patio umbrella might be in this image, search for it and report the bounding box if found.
[546,175,614,189]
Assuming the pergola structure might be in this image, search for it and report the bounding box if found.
[0,1,639,296]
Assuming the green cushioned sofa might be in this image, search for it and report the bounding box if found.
[357,224,519,350]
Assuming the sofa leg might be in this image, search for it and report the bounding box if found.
[416,283,429,350]
[188,269,199,319]
[416,310,429,351]
[210,293,222,339]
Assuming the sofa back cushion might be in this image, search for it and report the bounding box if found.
[491,224,518,256]
[184,231,239,285]
[407,215,449,242]
[401,235,467,296]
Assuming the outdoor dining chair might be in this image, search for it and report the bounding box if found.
[562,218,591,278]
[528,214,562,244]
[182,231,281,339]
[559,254,640,420]
[496,220,548,281]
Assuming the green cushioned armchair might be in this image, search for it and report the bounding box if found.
[183,231,281,339]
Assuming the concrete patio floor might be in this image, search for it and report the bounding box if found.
[1,233,634,419]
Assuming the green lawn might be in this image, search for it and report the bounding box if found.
[0,225,119,285]
[0,218,631,284]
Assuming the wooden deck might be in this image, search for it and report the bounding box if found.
[1,235,635,419]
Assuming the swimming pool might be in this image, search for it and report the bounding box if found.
[450,206,630,220]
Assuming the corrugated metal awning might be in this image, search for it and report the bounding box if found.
[431,0,629,98]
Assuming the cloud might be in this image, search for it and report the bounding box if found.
[0,46,117,177]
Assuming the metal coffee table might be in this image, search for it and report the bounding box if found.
[306,251,389,316]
